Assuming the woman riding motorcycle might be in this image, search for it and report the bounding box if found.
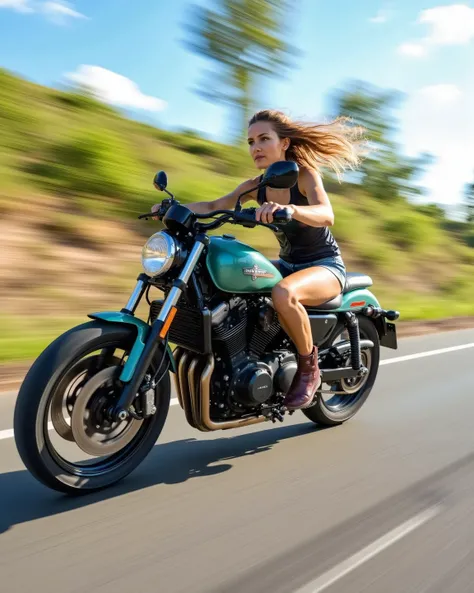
[152,109,364,410]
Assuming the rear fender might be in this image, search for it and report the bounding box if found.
[333,288,381,312]
[333,290,398,349]
[87,311,176,382]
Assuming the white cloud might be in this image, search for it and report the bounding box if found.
[65,65,167,113]
[42,1,86,23]
[0,0,86,21]
[416,83,463,105]
[0,0,33,12]
[398,4,474,57]
[419,147,473,209]
[401,84,473,207]
[398,42,427,57]
[420,4,474,45]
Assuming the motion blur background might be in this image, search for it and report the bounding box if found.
[0,0,473,370]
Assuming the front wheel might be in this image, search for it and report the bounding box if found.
[13,320,170,495]
[303,315,380,426]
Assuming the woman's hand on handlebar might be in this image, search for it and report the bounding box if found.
[255,202,294,224]
[151,203,161,221]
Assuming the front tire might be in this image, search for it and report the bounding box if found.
[303,315,380,426]
[13,320,170,495]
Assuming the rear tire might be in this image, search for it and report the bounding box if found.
[302,315,380,426]
[14,321,170,495]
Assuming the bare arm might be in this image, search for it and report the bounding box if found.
[290,168,335,227]
[255,168,335,226]
[152,178,259,216]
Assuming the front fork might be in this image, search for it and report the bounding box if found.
[122,276,148,315]
[111,235,209,421]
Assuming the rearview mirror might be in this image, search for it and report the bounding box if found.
[261,161,299,189]
[234,160,299,212]
[154,170,168,190]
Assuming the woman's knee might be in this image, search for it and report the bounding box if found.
[272,281,298,310]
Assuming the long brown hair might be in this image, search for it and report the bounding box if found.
[248,109,366,178]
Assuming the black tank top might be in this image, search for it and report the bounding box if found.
[257,178,341,264]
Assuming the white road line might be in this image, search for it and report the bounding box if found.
[380,342,474,366]
[292,505,441,593]
[1,342,474,443]
[0,429,14,441]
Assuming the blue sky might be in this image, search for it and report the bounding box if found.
[0,0,473,210]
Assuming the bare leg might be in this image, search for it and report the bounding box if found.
[271,266,341,409]
[271,267,341,355]
[269,260,296,340]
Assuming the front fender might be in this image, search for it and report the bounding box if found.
[87,311,176,382]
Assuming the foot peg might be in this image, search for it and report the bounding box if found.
[262,404,287,423]
[272,410,284,423]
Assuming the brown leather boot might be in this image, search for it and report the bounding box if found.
[284,346,321,410]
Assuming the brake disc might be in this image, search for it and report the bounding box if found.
[71,365,143,457]
[50,355,122,442]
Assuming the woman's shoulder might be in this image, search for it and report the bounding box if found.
[243,174,262,188]
[298,166,321,183]
[297,166,323,194]
[237,175,262,201]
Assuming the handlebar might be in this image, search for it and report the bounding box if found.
[138,198,174,220]
[138,201,292,231]
[272,209,292,224]
[233,207,292,225]
[195,206,291,232]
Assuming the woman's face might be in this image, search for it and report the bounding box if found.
[247,121,289,170]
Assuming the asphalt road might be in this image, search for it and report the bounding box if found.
[1,328,474,593]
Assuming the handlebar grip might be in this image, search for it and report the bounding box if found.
[273,208,292,223]
[235,208,257,226]
[236,207,291,226]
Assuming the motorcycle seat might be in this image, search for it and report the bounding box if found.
[306,294,342,311]
[305,273,373,312]
[343,272,373,293]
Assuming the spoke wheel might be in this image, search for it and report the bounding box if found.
[302,315,380,426]
[14,320,171,495]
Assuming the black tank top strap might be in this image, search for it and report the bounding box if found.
[257,182,300,206]
[289,182,307,205]
[254,173,341,263]
[256,176,265,205]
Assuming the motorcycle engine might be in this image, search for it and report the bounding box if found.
[211,296,297,411]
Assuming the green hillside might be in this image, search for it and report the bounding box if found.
[1,67,473,362]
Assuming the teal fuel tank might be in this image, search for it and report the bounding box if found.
[206,235,282,293]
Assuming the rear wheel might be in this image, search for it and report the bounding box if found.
[302,315,380,426]
[14,321,170,495]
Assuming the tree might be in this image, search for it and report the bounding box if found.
[464,176,474,223]
[184,0,297,142]
[329,80,434,201]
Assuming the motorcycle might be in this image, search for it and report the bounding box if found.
[13,160,399,495]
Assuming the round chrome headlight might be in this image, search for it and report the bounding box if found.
[141,231,177,277]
